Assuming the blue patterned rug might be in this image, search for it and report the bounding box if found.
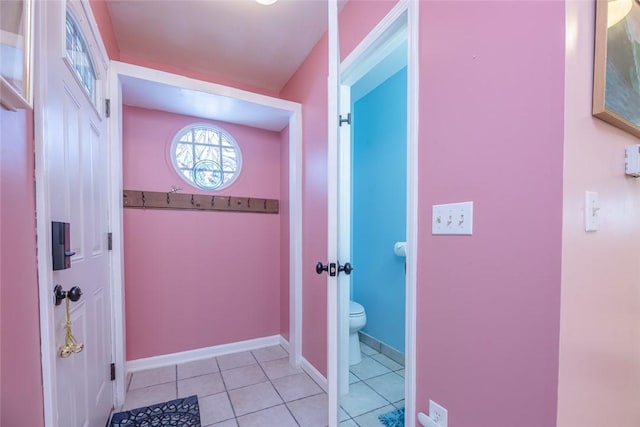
[110,395,200,427]
[378,407,404,427]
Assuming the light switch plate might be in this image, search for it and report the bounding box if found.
[585,191,599,232]
[432,201,473,235]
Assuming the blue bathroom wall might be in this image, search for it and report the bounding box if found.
[352,67,407,352]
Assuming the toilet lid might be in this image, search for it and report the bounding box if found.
[349,301,364,315]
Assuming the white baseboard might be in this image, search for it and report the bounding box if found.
[126,335,282,372]
[278,335,291,353]
[125,334,328,393]
[277,335,327,391]
[301,356,328,392]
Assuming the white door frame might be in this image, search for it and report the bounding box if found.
[34,0,113,425]
[107,61,304,404]
[328,0,419,425]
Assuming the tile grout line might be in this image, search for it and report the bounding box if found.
[125,347,335,426]
[221,350,290,422]
[252,348,302,426]
[343,352,403,425]
[214,355,240,425]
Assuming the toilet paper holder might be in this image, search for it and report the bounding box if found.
[394,241,407,257]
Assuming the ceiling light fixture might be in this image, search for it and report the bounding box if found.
[256,0,278,5]
[607,0,633,28]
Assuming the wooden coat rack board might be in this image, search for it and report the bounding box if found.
[123,190,279,214]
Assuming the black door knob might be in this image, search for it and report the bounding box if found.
[338,262,353,275]
[53,285,83,305]
[67,286,83,302]
[316,262,329,275]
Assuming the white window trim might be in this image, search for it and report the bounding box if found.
[170,122,243,191]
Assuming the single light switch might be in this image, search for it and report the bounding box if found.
[585,191,599,232]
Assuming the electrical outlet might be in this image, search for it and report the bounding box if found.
[429,400,448,427]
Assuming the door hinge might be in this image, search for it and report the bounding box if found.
[105,99,111,118]
[107,232,113,251]
[110,363,116,381]
[339,113,351,126]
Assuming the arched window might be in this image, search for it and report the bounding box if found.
[65,11,97,104]
[170,123,243,190]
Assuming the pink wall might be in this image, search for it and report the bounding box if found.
[123,106,282,360]
[0,109,44,427]
[280,127,290,340]
[338,0,396,61]
[283,3,564,424]
[89,0,120,60]
[279,0,396,380]
[557,2,640,426]
[280,33,330,375]
[416,2,564,426]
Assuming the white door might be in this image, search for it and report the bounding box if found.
[37,1,113,426]
[326,1,345,425]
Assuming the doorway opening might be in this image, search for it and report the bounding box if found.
[341,61,408,423]
[328,0,419,425]
[108,62,304,405]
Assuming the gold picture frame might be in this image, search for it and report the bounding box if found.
[0,0,33,111]
[593,0,640,138]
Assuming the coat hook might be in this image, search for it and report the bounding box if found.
[190,194,195,206]
[166,193,170,204]
[142,192,146,208]
[227,197,231,207]
[211,196,215,207]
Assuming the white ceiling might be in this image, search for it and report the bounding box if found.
[107,0,330,94]
[108,0,407,133]
[120,75,293,132]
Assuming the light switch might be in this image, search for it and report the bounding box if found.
[432,201,473,235]
[585,191,599,232]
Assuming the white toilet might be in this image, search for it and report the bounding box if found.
[349,301,367,365]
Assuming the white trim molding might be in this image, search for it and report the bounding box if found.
[404,1,419,426]
[126,335,282,373]
[301,357,329,393]
[109,60,304,405]
[330,1,419,426]
[126,335,329,395]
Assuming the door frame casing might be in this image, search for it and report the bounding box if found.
[34,0,113,425]
[327,0,419,425]
[107,61,304,404]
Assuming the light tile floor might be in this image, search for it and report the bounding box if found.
[339,343,405,427]
[119,341,404,427]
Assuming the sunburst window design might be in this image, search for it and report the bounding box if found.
[65,12,97,104]
[171,124,243,190]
